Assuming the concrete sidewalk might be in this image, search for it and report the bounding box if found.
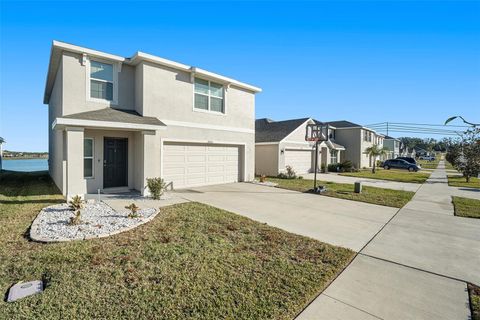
[301,172,421,192]
[299,160,478,319]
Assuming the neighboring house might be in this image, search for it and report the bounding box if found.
[255,118,345,176]
[44,41,261,198]
[414,147,429,157]
[383,135,401,159]
[400,146,416,158]
[325,120,384,169]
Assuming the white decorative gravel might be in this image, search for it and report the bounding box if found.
[30,202,157,242]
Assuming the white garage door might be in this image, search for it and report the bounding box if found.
[284,149,312,173]
[163,142,241,189]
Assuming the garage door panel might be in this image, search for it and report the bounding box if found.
[164,155,185,163]
[187,155,207,163]
[163,142,241,189]
[187,166,206,174]
[284,149,312,173]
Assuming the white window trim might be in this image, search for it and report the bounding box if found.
[85,56,119,105]
[84,137,94,179]
[192,77,227,115]
[330,149,338,163]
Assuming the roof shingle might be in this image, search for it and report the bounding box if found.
[62,108,165,127]
[255,118,310,143]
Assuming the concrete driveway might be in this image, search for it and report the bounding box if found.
[178,182,398,251]
[301,172,421,192]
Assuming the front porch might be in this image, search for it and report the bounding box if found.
[53,108,166,198]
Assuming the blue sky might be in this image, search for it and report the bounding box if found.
[1,1,479,152]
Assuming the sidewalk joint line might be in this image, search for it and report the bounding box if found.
[322,294,384,320]
[358,253,468,284]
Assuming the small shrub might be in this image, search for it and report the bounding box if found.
[68,195,83,211]
[285,165,297,179]
[277,172,287,179]
[376,160,384,167]
[146,177,166,200]
[125,203,140,218]
[259,175,267,183]
[278,166,297,179]
[298,176,304,180]
[328,163,341,172]
[340,160,353,172]
[68,210,82,226]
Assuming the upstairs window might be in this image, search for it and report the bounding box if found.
[90,61,113,101]
[194,78,224,113]
[329,129,335,140]
[364,130,372,142]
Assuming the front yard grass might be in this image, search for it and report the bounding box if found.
[469,283,480,320]
[447,175,480,189]
[0,171,354,320]
[269,177,414,208]
[339,168,430,184]
[416,159,440,170]
[452,196,480,219]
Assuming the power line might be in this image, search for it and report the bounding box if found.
[363,121,466,137]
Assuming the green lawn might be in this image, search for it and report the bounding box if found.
[445,161,456,170]
[339,169,430,184]
[469,284,480,320]
[448,175,480,189]
[0,171,354,319]
[269,177,414,208]
[452,196,480,219]
[416,159,440,170]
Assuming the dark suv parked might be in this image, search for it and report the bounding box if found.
[384,159,421,172]
[396,157,417,165]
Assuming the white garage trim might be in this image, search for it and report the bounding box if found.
[160,138,247,188]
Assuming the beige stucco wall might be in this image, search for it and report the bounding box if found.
[139,62,255,130]
[65,128,87,198]
[61,52,136,116]
[255,144,279,176]
[48,59,65,194]
[334,128,362,169]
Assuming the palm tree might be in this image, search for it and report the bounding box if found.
[365,145,388,173]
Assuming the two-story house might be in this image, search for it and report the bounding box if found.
[325,120,383,169]
[44,41,261,198]
[255,117,345,176]
[383,135,401,159]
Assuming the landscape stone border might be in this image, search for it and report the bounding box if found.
[30,201,160,243]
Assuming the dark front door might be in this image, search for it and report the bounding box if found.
[104,138,128,188]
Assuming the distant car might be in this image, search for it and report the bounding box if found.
[419,155,436,161]
[396,157,417,165]
[384,159,421,172]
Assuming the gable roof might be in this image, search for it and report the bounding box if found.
[384,135,400,141]
[325,120,362,128]
[255,118,311,143]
